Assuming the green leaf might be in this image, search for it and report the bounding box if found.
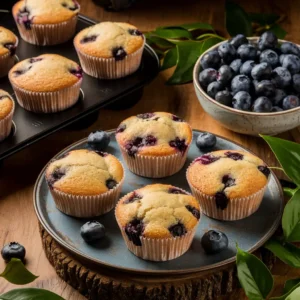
[225,1,252,36]
[167,37,223,85]
[282,189,300,242]
[261,135,300,186]
[248,13,279,25]
[145,34,175,49]
[269,24,287,39]
[265,239,300,268]
[284,188,299,198]
[284,279,300,294]
[0,258,38,285]
[271,282,300,300]
[236,246,273,300]
[0,288,64,300]
[161,47,178,70]
[285,286,300,299]
[153,28,192,39]
[158,23,214,31]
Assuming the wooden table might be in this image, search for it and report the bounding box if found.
[1,0,299,299]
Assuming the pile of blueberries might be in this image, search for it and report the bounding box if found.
[199,31,300,112]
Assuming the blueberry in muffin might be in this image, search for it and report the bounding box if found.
[0,90,15,142]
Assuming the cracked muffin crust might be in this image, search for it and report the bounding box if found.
[45,149,124,196]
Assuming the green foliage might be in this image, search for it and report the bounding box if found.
[0,288,64,300]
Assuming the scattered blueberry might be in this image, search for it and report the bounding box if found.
[271,67,292,89]
[251,63,272,80]
[207,81,223,98]
[201,230,228,254]
[258,31,278,50]
[217,65,234,85]
[271,89,286,106]
[218,42,236,64]
[253,97,273,112]
[282,54,300,74]
[200,50,221,69]
[1,242,26,263]
[80,221,106,243]
[279,54,287,65]
[255,80,275,97]
[239,60,255,77]
[281,42,300,57]
[232,91,252,111]
[282,95,300,110]
[196,132,217,149]
[230,59,243,74]
[260,49,279,68]
[293,74,300,92]
[168,223,187,237]
[229,34,248,49]
[231,75,251,94]
[215,90,232,106]
[237,44,257,61]
[199,68,218,88]
[88,131,110,151]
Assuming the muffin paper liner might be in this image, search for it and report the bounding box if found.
[10,80,82,113]
[74,39,145,79]
[15,16,78,46]
[187,179,267,221]
[118,143,190,178]
[49,175,124,218]
[0,100,15,142]
[0,37,19,78]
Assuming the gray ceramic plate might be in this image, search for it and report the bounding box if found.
[34,130,283,275]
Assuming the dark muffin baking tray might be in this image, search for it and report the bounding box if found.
[0,11,159,161]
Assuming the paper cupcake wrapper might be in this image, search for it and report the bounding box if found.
[74,39,145,79]
[0,100,15,142]
[0,37,19,78]
[15,16,78,46]
[50,176,124,218]
[188,182,267,221]
[118,144,190,178]
[10,80,82,113]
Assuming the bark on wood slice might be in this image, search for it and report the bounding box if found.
[40,223,275,300]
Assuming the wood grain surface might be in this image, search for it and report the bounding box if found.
[0,0,299,299]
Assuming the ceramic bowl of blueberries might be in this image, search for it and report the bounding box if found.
[193,32,300,136]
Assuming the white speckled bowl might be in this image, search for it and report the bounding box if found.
[193,37,300,136]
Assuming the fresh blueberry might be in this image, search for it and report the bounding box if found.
[229,34,248,49]
[88,131,110,151]
[81,221,106,243]
[281,42,300,57]
[217,65,234,85]
[196,132,217,149]
[215,90,232,106]
[237,44,257,61]
[271,106,283,112]
[282,95,300,110]
[258,31,278,50]
[260,49,279,68]
[232,91,252,111]
[218,42,236,64]
[200,50,221,69]
[293,74,300,93]
[239,60,256,77]
[271,67,292,89]
[271,89,286,106]
[230,59,243,74]
[231,75,251,94]
[253,97,273,112]
[282,54,300,74]
[201,230,228,254]
[255,80,275,97]
[207,81,223,98]
[251,63,272,80]
[279,54,287,65]
[199,68,218,88]
[1,242,26,263]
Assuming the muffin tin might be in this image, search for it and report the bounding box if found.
[34,130,283,274]
[0,12,159,161]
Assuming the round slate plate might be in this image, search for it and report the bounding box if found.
[34,130,283,275]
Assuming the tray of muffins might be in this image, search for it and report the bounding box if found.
[34,112,283,273]
[0,1,159,161]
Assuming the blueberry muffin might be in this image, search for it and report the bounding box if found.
[0,27,18,78]
[13,0,80,45]
[115,112,192,178]
[45,149,124,217]
[0,90,14,142]
[115,184,200,261]
[74,22,145,79]
[9,54,82,113]
[186,150,270,220]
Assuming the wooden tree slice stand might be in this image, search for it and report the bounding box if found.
[40,223,275,300]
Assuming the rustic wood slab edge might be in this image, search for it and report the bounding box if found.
[39,223,275,300]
